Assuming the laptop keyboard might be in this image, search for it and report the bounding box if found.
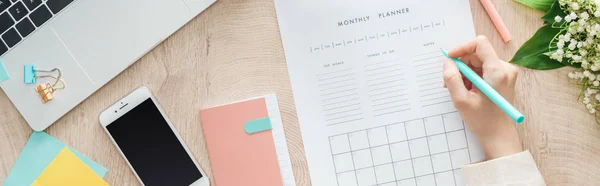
[0,0,74,56]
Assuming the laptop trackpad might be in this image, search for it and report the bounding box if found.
[51,0,191,84]
[0,27,96,131]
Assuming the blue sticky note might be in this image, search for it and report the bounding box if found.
[3,132,108,186]
[0,58,9,82]
[244,117,272,134]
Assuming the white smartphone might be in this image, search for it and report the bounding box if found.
[99,86,209,186]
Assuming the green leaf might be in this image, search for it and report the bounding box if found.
[510,24,567,70]
[514,0,555,12]
[542,0,566,24]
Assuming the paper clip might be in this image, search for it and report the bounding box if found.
[34,76,66,104]
[24,65,62,84]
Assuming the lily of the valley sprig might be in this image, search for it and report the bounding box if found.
[511,0,600,121]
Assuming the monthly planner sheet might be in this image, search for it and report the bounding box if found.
[274,0,485,185]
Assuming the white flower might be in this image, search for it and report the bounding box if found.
[594,80,599,86]
[570,12,578,20]
[584,70,591,77]
[585,97,591,104]
[591,74,597,81]
[593,65,599,71]
[572,3,580,10]
[587,103,593,110]
[591,109,597,114]
[581,12,590,19]
[566,53,573,58]
[570,22,577,26]
[569,43,577,50]
[578,42,584,48]
[581,49,588,56]
[558,40,565,48]
[557,49,565,55]
[573,55,582,62]
[551,53,560,60]
[596,93,600,100]
[595,10,600,17]
[555,15,563,23]
[569,72,576,79]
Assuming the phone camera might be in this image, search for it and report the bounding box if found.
[114,110,117,113]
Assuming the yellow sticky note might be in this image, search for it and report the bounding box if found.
[31,147,108,186]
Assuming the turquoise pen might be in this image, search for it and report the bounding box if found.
[441,49,524,124]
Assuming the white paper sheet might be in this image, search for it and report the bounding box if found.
[274,0,486,185]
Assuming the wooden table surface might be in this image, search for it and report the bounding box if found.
[1,0,599,185]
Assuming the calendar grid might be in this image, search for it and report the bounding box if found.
[402,120,418,186]
[384,128,398,182]
[442,116,458,185]
[365,132,379,183]
[330,136,341,186]
[425,128,437,186]
[349,134,360,185]
[331,128,467,156]
[334,147,469,175]
[330,111,474,186]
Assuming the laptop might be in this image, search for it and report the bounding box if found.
[0,0,216,131]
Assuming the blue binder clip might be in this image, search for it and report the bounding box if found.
[24,65,62,84]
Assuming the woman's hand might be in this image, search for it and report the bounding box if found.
[443,35,522,160]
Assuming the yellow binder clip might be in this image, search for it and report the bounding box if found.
[34,76,66,104]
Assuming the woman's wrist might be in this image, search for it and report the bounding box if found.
[479,126,522,160]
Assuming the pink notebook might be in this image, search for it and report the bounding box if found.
[199,94,294,186]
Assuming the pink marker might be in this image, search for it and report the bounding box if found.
[480,0,512,42]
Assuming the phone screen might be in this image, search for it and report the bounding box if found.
[107,98,202,186]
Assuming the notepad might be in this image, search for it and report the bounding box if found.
[31,147,109,186]
[199,94,295,186]
[3,132,108,186]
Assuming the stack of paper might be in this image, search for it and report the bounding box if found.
[3,132,108,186]
[31,147,108,186]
